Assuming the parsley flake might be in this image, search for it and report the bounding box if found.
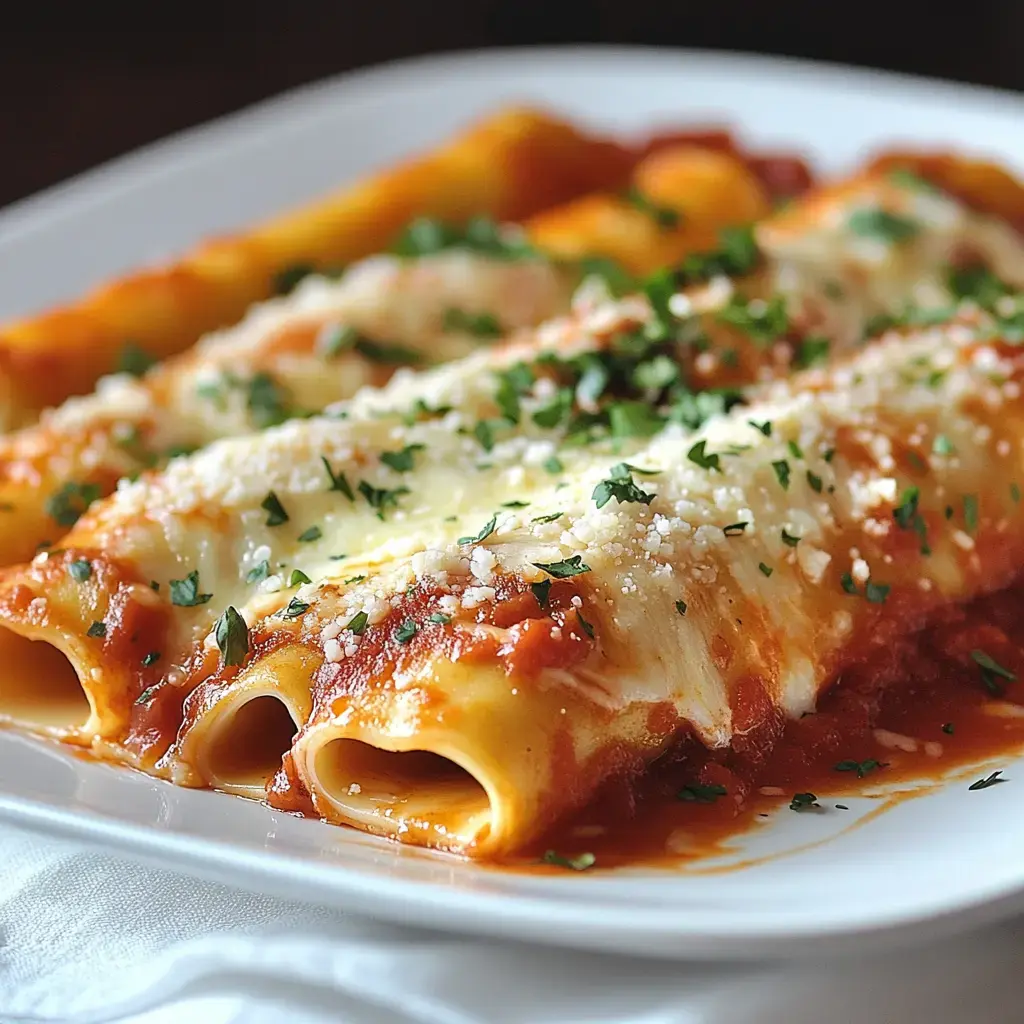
[215,606,249,665]
[246,560,270,584]
[532,556,591,579]
[942,722,956,735]
[971,650,1017,695]
[592,463,656,509]
[963,493,979,534]
[624,186,681,230]
[380,444,425,473]
[723,522,748,537]
[806,470,823,493]
[288,569,312,586]
[346,611,369,635]
[532,512,563,524]
[261,491,289,527]
[428,612,452,625]
[781,529,801,547]
[458,514,497,546]
[789,792,821,812]
[575,610,595,639]
[442,306,503,338]
[531,580,552,607]
[677,782,727,803]
[687,440,721,472]
[297,525,322,543]
[968,771,1007,791]
[358,480,409,520]
[675,600,687,616]
[86,621,106,638]
[321,456,355,499]
[834,758,887,779]
[169,570,212,608]
[68,559,92,582]
[772,460,791,489]
[758,562,773,577]
[848,207,920,243]
[45,481,101,528]
[541,850,595,871]
[141,651,160,668]
[280,597,310,620]
[394,619,418,644]
[116,342,156,377]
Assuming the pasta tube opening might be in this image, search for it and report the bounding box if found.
[202,695,299,797]
[0,629,91,734]
[310,737,493,848]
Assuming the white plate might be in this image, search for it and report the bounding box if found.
[2,46,1024,962]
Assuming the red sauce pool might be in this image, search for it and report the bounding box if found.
[522,581,1024,871]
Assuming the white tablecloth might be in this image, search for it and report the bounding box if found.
[1,823,1022,1024]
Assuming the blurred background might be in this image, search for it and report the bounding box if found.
[1,1,1021,209]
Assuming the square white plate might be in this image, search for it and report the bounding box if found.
[2,46,1024,962]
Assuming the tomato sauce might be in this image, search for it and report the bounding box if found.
[523,581,1024,870]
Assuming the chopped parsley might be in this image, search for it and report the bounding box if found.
[345,611,369,635]
[772,460,791,489]
[321,457,355,500]
[970,649,1016,695]
[45,481,101,528]
[623,186,681,230]
[834,758,887,779]
[279,597,310,620]
[531,580,552,608]
[541,850,595,871]
[592,463,656,509]
[968,771,1007,791]
[380,444,425,473]
[288,569,312,586]
[67,559,92,583]
[261,491,289,527]
[687,440,721,472]
[865,580,890,604]
[795,336,830,369]
[749,419,772,437]
[806,471,823,493]
[893,486,930,554]
[116,342,156,377]
[343,574,366,584]
[789,792,821,812]
[141,651,160,668]
[608,401,664,439]
[674,223,760,286]
[847,207,920,243]
[758,562,773,577]
[787,440,804,460]
[543,455,564,475]
[932,434,955,456]
[781,529,801,547]
[576,255,636,297]
[473,419,496,452]
[1012,482,1021,504]
[575,610,596,639]
[272,262,315,295]
[723,522,748,537]
[352,337,424,365]
[358,481,409,520]
[86,621,107,638]
[716,293,789,344]
[675,600,687,616]
[442,307,503,338]
[942,722,955,735]
[428,612,452,625]
[246,372,291,429]
[214,606,249,666]
[134,685,159,706]
[458,514,497,546]
[532,555,591,579]
[169,570,212,608]
[394,619,418,644]
[677,782,727,803]
[532,512,563,524]
[297,525,322,543]
[642,268,678,342]
[963,493,979,535]
[840,572,858,595]
[531,389,573,429]
[391,215,536,261]
[947,264,1010,310]
[246,560,270,584]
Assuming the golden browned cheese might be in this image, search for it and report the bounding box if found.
[0,107,636,429]
[525,145,771,274]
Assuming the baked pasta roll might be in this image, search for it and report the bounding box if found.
[0,107,635,429]
[0,301,1018,855]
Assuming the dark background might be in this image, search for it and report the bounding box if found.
[1,2,1021,210]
